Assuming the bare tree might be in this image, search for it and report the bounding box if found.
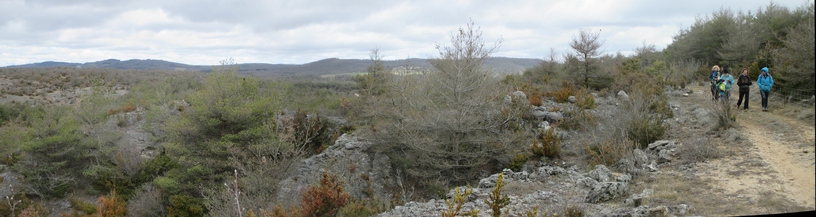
[568,28,605,88]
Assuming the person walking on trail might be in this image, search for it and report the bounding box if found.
[709,65,721,100]
[757,67,774,111]
[717,67,735,102]
[736,68,752,110]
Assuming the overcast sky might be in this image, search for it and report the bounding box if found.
[0,0,809,66]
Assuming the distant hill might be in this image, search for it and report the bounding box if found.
[5,57,543,78]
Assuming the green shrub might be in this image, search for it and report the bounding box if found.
[69,197,97,214]
[508,154,529,171]
[565,205,585,217]
[166,195,205,217]
[575,89,596,110]
[442,186,478,217]
[0,103,25,124]
[153,176,182,195]
[163,68,282,200]
[622,79,672,148]
[627,115,667,149]
[485,173,510,217]
[14,106,101,198]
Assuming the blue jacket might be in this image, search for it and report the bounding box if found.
[719,74,735,91]
[709,71,719,84]
[757,73,773,92]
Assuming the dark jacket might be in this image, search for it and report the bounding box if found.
[737,74,752,92]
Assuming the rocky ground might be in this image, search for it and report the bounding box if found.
[2,74,813,216]
[368,83,815,216]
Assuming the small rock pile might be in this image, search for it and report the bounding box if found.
[378,140,687,217]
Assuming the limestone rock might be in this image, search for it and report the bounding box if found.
[586,182,629,203]
[618,90,629,100]
[276,134,393,204]
[512,90,527,99]
[588,165,611,182]
[544,112,564,123]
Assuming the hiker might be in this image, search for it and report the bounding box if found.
[717,67,735,102]
[709,65,721,100]
[736,68,752,110]
[757,67,774,111]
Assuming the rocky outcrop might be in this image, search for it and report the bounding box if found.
[646,140,678,164]
[585,181,628,203]
[378,162,679,216]
[275,134,394,205]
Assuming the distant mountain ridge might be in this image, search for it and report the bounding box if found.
[5,57,543,78]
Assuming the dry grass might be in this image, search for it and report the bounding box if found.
[709,100,737,131]
[632,173,720,215]
[677,137,721,164]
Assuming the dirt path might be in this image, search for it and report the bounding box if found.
[739,108,815,207]
[685,85,815,212]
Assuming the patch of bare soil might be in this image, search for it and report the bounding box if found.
[680,84,815,215]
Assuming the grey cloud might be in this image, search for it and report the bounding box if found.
[0,0,808,67]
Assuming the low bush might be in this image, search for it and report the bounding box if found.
[508,154,529,171]
[574,89,596,110]
[529,91,543,106]
[627,115,667,149]
[165,195,204,217]
[0,193,42,217]
[585,139,634,167]
[91,189,127,217]
[559,108,597,131]
[621,80,672,148]
[710,101,736,131]
[67,197,97,215]
[530,127,561,159]
[442,186,478,217]
[485,173,510,217]
[678,137,721,163]
[301,172,349,217]
[548,81,578,103]
[126,184,165,217]
[565,205,585,217]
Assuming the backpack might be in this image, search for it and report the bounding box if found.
[718,81,727,91]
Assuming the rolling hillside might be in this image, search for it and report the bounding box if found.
[5,57,542,78]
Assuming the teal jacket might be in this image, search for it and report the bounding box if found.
[719,74,735,91]
[757,67,773,92]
